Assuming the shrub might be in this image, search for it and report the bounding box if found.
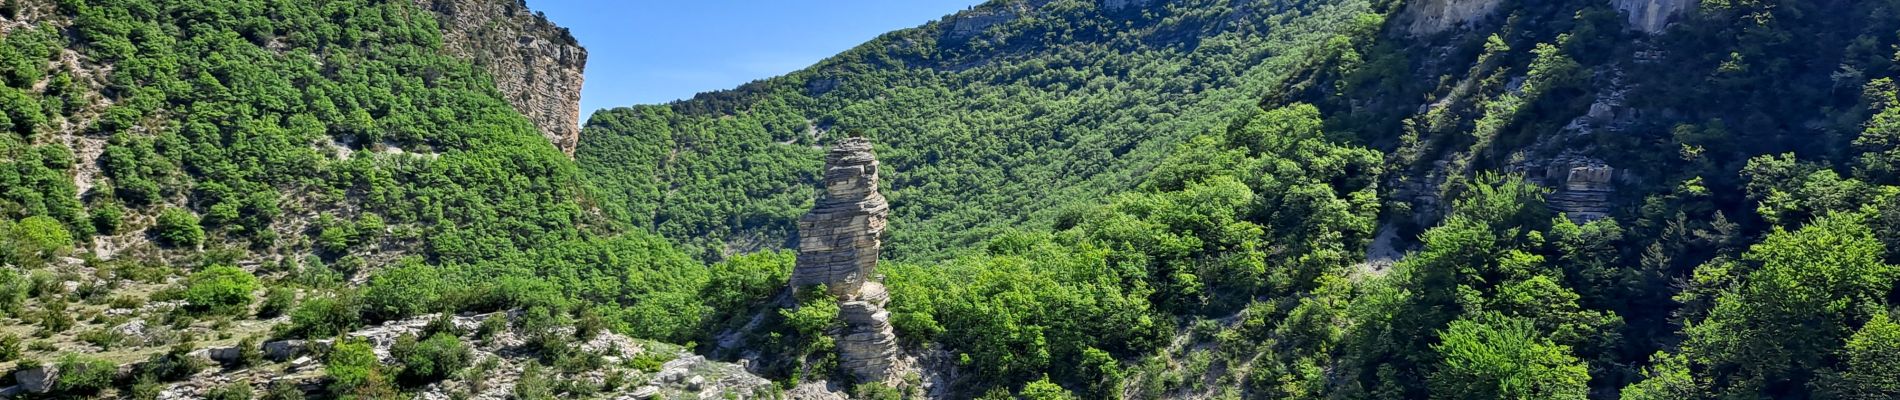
[573,308,607,340]
[51,353,117,395]
[130,375,165,400]
[35,298,73,334]
[155,208,205,247]
[206,381,254,400]
[258,286,295,318]
[855,383,904,400]
[0,268,24,315]
[1019,375,1080,400]
[90,201,124,234]
[263,380,306,400]
[183,265,259,314]
[235,336,263,368]
[11,216,72,262]
[77,327,128,350]
[421,313,461,337]
[629,350,675,373]
[280,294,361,339]
[476,313,507,341]
[138,342,210,381]
[512,364,555,400]
[391,332,470,385]
[109,294,144,310]
[779,288,840,353]
[360,262,441,322]
[326,339,395,398]
[0,333,18,361]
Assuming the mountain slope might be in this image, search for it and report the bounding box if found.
[582,0,1900,398]
[578,0,1381,260]
[0,0,786,397]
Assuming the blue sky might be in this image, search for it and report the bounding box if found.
[531,1,983,120]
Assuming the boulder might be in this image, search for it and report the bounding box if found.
[206,346,244,364]
[14,364,55,394]
[263,339,305,361]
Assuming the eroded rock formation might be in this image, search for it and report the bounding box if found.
[418,0,587,155]
[792,137,901,384]
[793,138,889,296]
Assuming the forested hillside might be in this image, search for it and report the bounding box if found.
[577,0,1383,260]
[0,0,788,397]
[2,0,1898,398]
[584,0,1900,399]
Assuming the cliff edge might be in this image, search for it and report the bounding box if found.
[419,0,587,155]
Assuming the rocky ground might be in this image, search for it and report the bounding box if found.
[3,311,776,399]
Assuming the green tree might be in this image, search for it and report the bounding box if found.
[183,265,260,314]
[1020,375,1080,400]
[1818,310,1900,399]
[1430,313,1590,400]
[1679,213,1897,398]
[281,294,361,339]
[361,262,442,322]
[391,332,470,385]
[51,354,118,396]
[156,207,205,247]
[6,216,71,264]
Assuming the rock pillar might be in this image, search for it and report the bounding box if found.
[792,137,900,383]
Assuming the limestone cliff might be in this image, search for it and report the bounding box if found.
[1612,0,1697,33]
[418,0,587,155]
[791,137,901,384]
[1400,0,1503,35]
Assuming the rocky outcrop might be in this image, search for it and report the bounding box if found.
[1401,0,1503,35]
[1612,0,1697,33]
[944,7,1018,41]
[792,137,902,384]
[837,284,900,383]
[1541,156,1617,222]
[1102,0,1159,11]
[418,0,587,156]
[793,137,889,297]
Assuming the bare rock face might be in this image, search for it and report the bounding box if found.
[1612,0,1697,33]
[1543,156,1617,222]
[1401,0,1503,35]
[793,138,889,297]
[792,138,901,384]
[418,0,587,156]
[1102,0,1159,11]
[837,283,901,383]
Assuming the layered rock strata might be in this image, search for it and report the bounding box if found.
[418,0,587,155]
[793,138,889,296]
[792,137,900,383]
[1543,157,1617,222]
